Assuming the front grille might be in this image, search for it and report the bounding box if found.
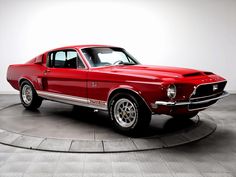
[190,92,223,102]
[188,81,227,111]
[191,81,226,98]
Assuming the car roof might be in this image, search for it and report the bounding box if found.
[47,44,118,52]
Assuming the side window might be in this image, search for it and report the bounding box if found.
[55,51,66,68]
[67,50,85,68]
[66,51,78,68]
[47,50,85,69]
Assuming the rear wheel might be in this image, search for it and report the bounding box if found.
[109,93,151,134]
[20,80,42,110]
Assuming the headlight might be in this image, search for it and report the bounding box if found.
[167,84,176,99]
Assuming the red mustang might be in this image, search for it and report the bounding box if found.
[7,45,228,133]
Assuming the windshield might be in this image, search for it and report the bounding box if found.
[81,47,140,67]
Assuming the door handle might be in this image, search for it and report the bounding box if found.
[44,69,51,74]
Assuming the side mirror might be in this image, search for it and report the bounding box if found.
[35,55,43,64]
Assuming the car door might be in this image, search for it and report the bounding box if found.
[42,49,87,99]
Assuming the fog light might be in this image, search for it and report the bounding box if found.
[167,84,176,99]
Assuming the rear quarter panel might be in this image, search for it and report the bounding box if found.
[7,64,45,90]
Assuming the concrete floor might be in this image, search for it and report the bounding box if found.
[0,94,236,177]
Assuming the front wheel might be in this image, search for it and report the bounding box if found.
[109,93,151,134]
[20,80,42,110]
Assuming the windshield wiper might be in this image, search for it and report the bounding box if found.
[113,60,124,65]
[113,60,137,66]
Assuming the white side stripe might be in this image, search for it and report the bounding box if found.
[36,90,107,110]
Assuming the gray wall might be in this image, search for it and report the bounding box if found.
[0,0,235,93]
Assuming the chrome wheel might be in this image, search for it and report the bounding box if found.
[21,84,33,105]
[113,98,137,128]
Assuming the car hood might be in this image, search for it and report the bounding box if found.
[97,65,204,80]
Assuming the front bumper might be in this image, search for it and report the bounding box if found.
[155,91,229,109]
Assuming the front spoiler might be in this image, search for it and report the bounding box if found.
[155,91,229,107]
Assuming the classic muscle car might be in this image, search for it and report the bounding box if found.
[7,45,229,133]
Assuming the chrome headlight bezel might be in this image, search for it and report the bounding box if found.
[167,84,177,99]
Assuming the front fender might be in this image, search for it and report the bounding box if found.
[107,84,155,112]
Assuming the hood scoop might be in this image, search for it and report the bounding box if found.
[204,71,214,75]
[183,72,203,77]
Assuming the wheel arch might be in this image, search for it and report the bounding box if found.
[107,87,152,113]
[18,77,36,91]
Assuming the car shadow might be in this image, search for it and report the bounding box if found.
[70,105,197,138]
[21,103,198,138]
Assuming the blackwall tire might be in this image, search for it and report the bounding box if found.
[109,93,151,134]
[20,80,42,110]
